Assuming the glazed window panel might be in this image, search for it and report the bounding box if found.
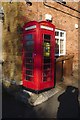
[55,38,59,55]
[44,34,51,40]
[43,34,51,82]
[24,34,33,41]
[25,63,33,69]
[25,41,34,51]
[26,52,33,57]
[27,58,33,63]
[26,76,33,81]
[60,39,64,54]
[26,70,33,76]
[60,32,64,37]
[55,29,66,56]
[55,31,59,36]
[24,34,34,81]
[44,41,51,57]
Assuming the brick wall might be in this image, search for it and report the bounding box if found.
[30,1,79,70]
[2,1,79,84]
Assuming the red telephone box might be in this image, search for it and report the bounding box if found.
[22,21,55,93]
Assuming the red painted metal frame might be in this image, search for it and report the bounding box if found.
[22,21,55,92]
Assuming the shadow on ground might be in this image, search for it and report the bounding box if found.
[2,85,58,119]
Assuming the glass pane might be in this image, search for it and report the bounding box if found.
[27,58,33,63]
[60,39,64,54]
[44,58,50,63]
[44,64,50,70]
[26,46,33,51]
[55,31,59,36]
[60,50,63,54]
[43,68,51,81]
[43,41,50,57]
[24,34,34,81]
[26,76,31,80]
[26,70,32,76]
[60,32,64,37]
[55,29,66,56]
[26,76,33,81]
[43,34,51,81]
[56,39,59,45]
[26,52,33,57]
[25,41,34,51]
[24,34,33,40]
[55,39,59,54]
[26,41,34,46]
[26,63,33,69]
[44,34,51,40]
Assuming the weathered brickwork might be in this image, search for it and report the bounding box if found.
[1,1,80,84]
[36,2,79,70]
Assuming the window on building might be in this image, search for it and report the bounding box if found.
[55,29,66,56]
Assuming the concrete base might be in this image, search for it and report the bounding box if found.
[13,84,65,106]
[28,87,63,106]
[2,74,79,106]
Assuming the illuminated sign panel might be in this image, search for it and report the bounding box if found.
[25,25,36,31]
[40,25,53,31]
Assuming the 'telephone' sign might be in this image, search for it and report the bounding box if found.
[40,25,53,31]
[25,25,36,31]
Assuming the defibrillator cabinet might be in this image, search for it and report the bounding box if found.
[22,21,55,93]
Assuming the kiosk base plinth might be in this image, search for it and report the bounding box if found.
[15,86,64,106]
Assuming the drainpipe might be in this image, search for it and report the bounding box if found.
[0,6,4,64]
[0,5,4,120]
